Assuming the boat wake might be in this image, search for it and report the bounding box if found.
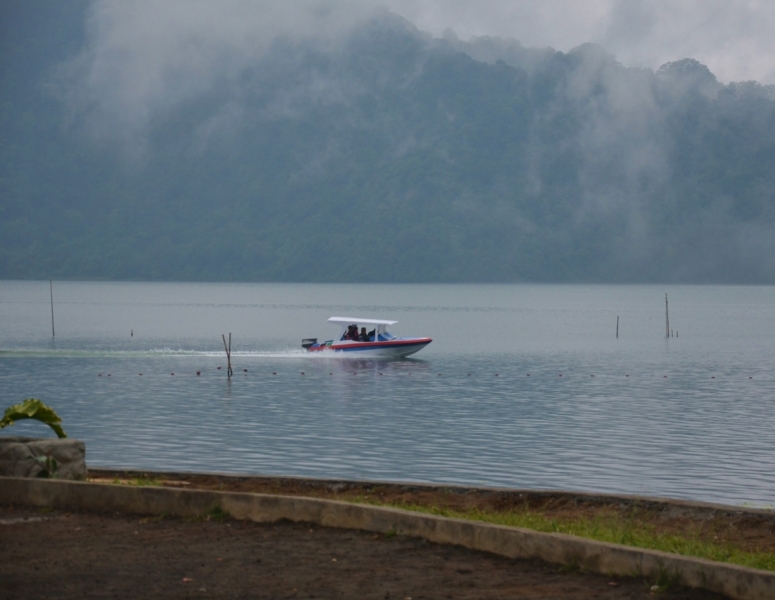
[0,348,310,359]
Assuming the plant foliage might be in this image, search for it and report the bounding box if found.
[0,398,67,439]
[374,500,775,573]
[33,453,59,478]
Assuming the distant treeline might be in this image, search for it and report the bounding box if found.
[1,2,775,282]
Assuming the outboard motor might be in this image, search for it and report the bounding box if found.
[301,338,318,349]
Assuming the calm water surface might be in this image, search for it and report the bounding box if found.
[1,281,774,507]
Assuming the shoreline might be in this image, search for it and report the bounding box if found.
[88,467,775,521]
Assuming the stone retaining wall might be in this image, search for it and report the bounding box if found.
[0,437,87,480]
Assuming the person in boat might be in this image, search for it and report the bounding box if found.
[344,324,356,340]
[359,327,370,342]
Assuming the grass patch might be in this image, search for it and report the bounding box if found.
[187,505,230,523]
[351,498,775,573]
[651,563,681,593]
[110,477,162,487]
[202,505,230,522]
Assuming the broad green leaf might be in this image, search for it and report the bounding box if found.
[0,398,67,438]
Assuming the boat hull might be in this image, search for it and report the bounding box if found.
[307,337,431,358]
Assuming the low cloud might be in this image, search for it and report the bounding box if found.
[55,0,382,150]
[55,0,775,151]
[384,0,775,84]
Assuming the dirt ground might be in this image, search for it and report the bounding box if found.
[90,469,775,555]
[1,505,725,600]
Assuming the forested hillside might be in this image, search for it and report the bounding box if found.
[2,2,775,282]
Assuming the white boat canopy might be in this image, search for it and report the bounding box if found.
[328,317,398,326]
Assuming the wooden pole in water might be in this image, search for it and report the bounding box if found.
[665,293,670,338]
[222,333,233,378]
[50,280,55,338]
[616,316,619,338]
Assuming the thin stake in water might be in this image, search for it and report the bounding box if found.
[222,333,233,377]
[50,280,55,338]
[665,293,670,338]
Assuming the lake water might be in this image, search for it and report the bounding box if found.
[1,281,774,507]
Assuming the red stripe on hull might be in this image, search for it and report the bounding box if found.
[307,338,432,353]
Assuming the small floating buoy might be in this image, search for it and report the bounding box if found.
[526,374,530,377]
[196,371,201,376]
[591,374,594,377]
[98,374,102,377]
[107,374,111,377]
[495,374,499,376]
[139,373,143,376]
[243,369,247,372]
[749,376,753,379]
[626,375,629,377]
[217,366,222,370]
[272,372,276,375]
[467,374,471,376]
[353,372,357,375]
[559,374,562,377]
[301,372,305,375]
[663,375,667,378]
[711,376,715,379]
[438,373,441,376]
[330,372,334,375]
[171,373,174,376]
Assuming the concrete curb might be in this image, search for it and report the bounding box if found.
[2,477,773,600]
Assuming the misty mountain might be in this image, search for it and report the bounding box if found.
[2,3,775,282]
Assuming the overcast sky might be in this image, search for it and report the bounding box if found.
[384,0,775,84]
[78,0,775,84]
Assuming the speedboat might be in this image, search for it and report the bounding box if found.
[302,317,432,358]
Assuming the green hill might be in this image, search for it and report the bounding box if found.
[2,4,774,282]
